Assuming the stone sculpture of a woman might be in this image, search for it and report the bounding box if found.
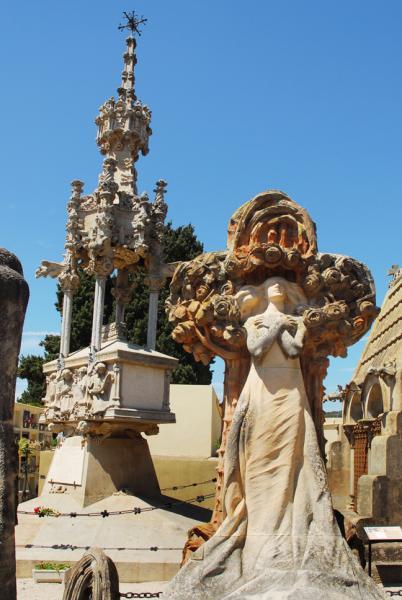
[165,276,385,599]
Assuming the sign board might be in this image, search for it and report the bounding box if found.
[364,526,402,541]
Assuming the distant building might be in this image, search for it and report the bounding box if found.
[14,402,53,500]
[147,384,221,509]
[148,384,221,458]
[327,268,402,527]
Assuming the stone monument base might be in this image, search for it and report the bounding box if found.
[40,434,160,507]
[16,433,211,582]
[16,491,211,582]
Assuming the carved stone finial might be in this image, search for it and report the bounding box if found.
[98,158,117,193]
[152,180,168,246]
[388,264,402,287]
[70,180,84,198]
[154,179,167,200]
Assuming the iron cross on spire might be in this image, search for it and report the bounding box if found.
[118,11,147,37]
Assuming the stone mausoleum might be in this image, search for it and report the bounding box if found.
[327,266,402,529]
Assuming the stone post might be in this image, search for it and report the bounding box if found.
[0,249,29,599]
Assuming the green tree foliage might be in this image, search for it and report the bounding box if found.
[54,270,114,353]
[124,223,213,384]
[17,222,211,405]
[17,354,47,406]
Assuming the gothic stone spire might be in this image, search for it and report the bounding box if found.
[95,19,152,197]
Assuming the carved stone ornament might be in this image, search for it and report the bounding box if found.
[36,32,168,283]
[42,362,114,424]
[167,189,378,546]
[35,24,177,440]
[62,547,119,600]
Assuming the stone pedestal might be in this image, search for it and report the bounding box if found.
[42,434,160,507]
[38,337,177,506]
[42,338,177,434]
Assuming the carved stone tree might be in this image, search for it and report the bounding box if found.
[166,190,377,559]
[0,249,29,599]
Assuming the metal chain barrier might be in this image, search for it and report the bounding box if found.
[119,593,162,598]
[386,591,402,597]
[17,491,215,518]
[161,477,216,492]
[17,543,181,552]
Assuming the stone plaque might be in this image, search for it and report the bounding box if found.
[47,445,85,486]
[364,526,402,541]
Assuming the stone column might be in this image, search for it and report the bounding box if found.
[343,424,356,510]
[113,268,134,326]
[146,275,164,350]
[58,270,80,367]
[61,289,73,357]
[0,249,29,599]
[58,270,80,365]
[91,276,107,356]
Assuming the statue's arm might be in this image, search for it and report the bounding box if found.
[279,320,306,358]
[246,316,284,357]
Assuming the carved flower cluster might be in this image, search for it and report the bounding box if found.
[167,246,377,365]
[225,244,304,279]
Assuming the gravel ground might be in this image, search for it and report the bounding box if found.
[17,579,168,599]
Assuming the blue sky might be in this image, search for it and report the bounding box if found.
[2,1,402,407]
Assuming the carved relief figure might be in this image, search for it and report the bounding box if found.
[165,276,384,599]
[71,366,88,415]
[86,362,114,416]
[43,372,58,419]
[56,368,74,418]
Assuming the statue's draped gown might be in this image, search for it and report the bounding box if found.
[164,316,385,599]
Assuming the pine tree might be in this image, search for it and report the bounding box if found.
[17,222,211,405]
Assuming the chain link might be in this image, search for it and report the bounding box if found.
[386,592,402,597]
[119,593,162,598]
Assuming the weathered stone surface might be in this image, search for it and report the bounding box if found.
[167,190,377,533]
[63,547,119,600]
[165,273,384,599]
[0,248,29,600]
[36,23,174,441]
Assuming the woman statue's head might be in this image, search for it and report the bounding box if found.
[236,276,307,321]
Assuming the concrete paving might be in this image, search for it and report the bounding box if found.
[17,578,168,599]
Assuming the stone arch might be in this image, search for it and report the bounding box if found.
[348,391,363,423]
[365,382,384,419]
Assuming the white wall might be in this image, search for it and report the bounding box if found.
[147,384,221,458]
